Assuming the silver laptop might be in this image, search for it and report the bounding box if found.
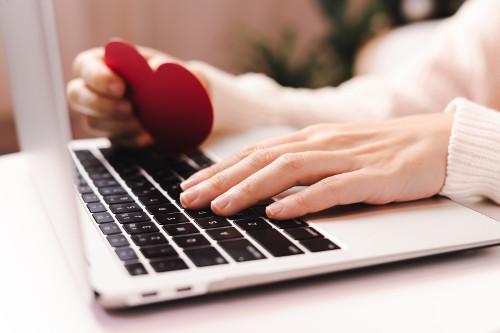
[3,0,500,309]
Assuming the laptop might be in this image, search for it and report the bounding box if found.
[3,0,500,309]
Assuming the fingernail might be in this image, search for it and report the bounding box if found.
[266,202,283,217]
[108,82,122,96]
[212,194,231,211]
[180,187,199,206]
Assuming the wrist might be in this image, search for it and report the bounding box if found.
[440,98,500,203]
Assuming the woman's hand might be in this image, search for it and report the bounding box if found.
[67,46,207,147]
[180,113,454,220]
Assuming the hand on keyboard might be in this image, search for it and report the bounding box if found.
[179,114,453,220]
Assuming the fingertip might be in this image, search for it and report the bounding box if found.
[266,201,284,219]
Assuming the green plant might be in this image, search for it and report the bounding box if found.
[243,0,465,88]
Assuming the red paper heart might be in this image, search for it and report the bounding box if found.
[104,40,213,153]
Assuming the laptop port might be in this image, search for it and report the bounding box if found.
[176,286,192,293]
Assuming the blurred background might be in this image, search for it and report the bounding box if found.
[0,0,465,155]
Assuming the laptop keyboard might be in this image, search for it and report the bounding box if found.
[73,147,340,276]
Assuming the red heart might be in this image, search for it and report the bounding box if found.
[104,40,213,153]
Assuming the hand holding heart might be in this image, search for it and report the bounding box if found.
[67,44,211,149]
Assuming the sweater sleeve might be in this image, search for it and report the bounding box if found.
[440,98,500,204]
[188,0,500,133]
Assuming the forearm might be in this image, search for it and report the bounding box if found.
[189,0,499,132]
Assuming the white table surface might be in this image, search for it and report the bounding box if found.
[2,129,500,333]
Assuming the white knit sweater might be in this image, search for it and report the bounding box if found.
[189,0,500,205]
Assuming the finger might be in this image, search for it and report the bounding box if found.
[209,151,356,216]
[180,130,307,190]
[67,78,132,119]
[73,48,126,98]
[83,114,144,137]
[266,170,372,220]
[180,141,316,209]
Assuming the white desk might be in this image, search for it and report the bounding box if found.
[2,129,500,333]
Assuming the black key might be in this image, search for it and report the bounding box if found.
[300,238,340,252]
[219,239,265,262]
[82,193,99,203]
[115,247,138,261]
[173,234,210,248]
[103,194,134,204]
[162,183,182,201]
[116,167,140,179]
[87,202,106,213]
[80,159,102,168]
[195,216,231,229]
[229,208,257,220]
[285,227,323,240]
[170,160,197,179]
[125,262,148,276]
[185,149,214,168]
[77,177,87,186]
[147,169,176,181]
[247,229,303,257]
[99,223,121,235]
[146,203,179,215]
[131,233,167,246]
[115,211,150,224]
[206,227,243,241]
[185,209,213,219]
[269,219,308,229]
[133,186,160,197]
[74,149,93,160]
[140,244,177,259]
[125,176,152,189]
[235,218,270,231]
[89,172,114,181]
[123,222,158,234]
[109,202,142,214]
[107,234,129,247]
[164,223,198,236]
[154,213,189,225]
[78,185,93,194]
[255,198,275,206]
[93,212,114,224]
[251,205,267,217]
[139,194,169,206]
[157,174,181,187]
[93,179,119,188]
[150,258,188,272]
[184,246,227,267]
[99,186,126,196]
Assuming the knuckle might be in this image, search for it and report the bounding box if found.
[246,149,275,168]
[207,173,227,191]
[92,69,111,88]
[276,153,303,172]
[317,177,342,202]
[240,145,261,158]
[236,180,254,196]
[291,193,310,213]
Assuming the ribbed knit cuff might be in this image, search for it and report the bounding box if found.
[440,98,500,203]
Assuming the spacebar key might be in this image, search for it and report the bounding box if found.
[247,229,303,257]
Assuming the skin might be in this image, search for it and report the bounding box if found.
[67,46,455,220]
